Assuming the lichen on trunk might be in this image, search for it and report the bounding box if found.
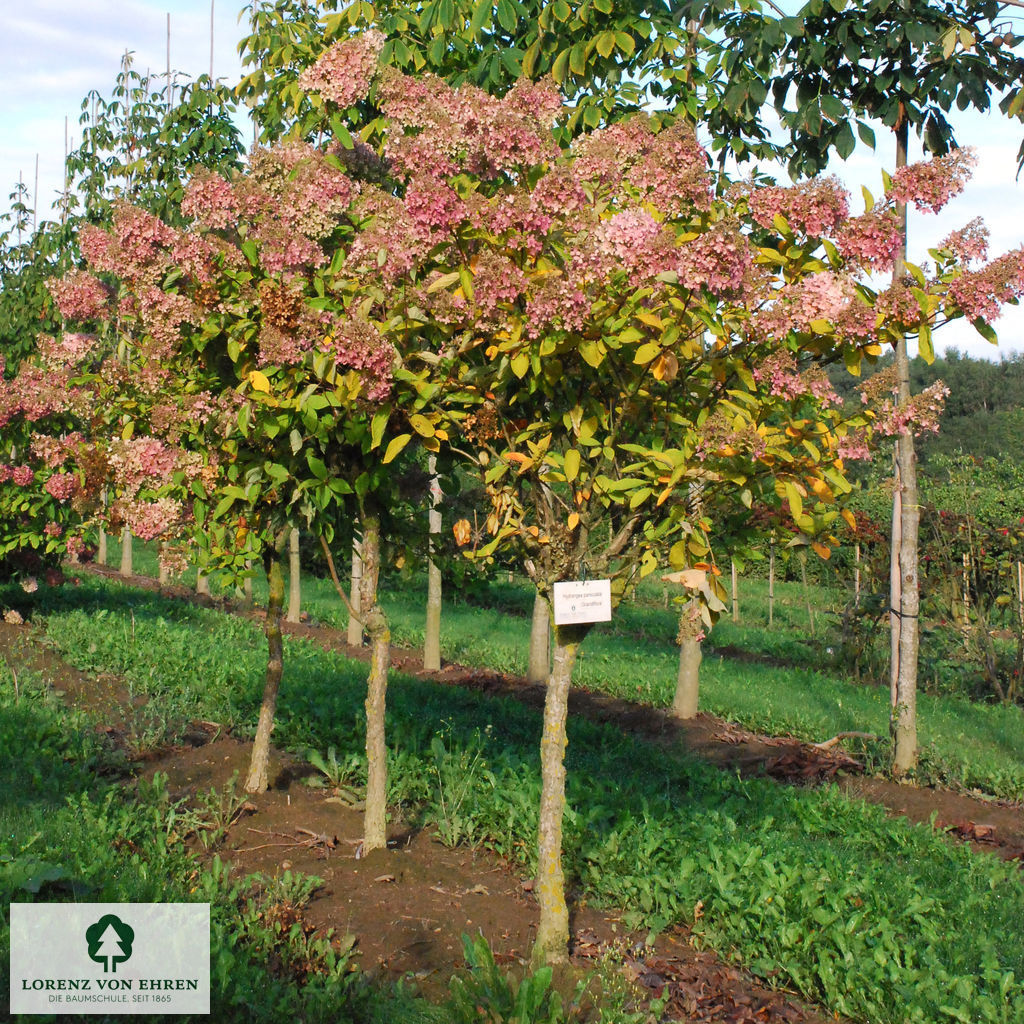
[673,600,703,719]
[359,512,390,854]
[245,543,286,794]
[533,621,590,967]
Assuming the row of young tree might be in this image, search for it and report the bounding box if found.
[3,1,1024,965]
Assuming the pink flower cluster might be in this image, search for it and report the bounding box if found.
[748,177,850,237]
[946,247,1024,324]
[43,473,78,502]
[858,366,949,436]
[470,250,529,323]
[107,438,179,498]
[757,272,875,342]
[0,465,35,486]
[115,496,183,542]
[405,177,468,246]
[940,218,989,264]
[182,169,239,230]
[594,209,672,284]
[37,331,97,368]
[29,432,84,468]
[836,431,872,462]
[752,350,837,406]
[323,317,395,401]
[889,148,975,214]
[835,208,902,272]
[47,271,111,322]
[524,274,590,338]
[298,30,385,109]
[378,68,559,181]
[675,225,750,296]
[0,364,90,426]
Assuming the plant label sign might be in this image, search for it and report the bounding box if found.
[552,580,612,626]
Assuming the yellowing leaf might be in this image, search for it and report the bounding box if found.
[452,519,472,546]
[383,433,412,464]
[812,541,831,560]
[563,449,582,484]
[633,341,661,365]
[510,351,530,378]
[249,370,272,394]
[652,351,679,382]
[841,508,857,531]
[409,413,435,437]
[568,512,580,531]
[636,311,664,329]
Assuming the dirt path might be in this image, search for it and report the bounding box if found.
[3,614,841,1023]
[3,566,1022,1021]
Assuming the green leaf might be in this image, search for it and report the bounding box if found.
[510,351,530,378]
[305,453,328,481]
[917,321,934,364]
[240,239,259,267]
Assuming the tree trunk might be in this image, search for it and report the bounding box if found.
[360,513,390,854]
[158,543,169,585]
[348,532,363,647]
[423,457,442,671]
[890,118,920,779]
[197,571,210,596]
[527,591,551,684]
[800,549,815,636]
[245,546,285,793]
[533,622,589,966]
[673,600,703,719]
[119,528,132,577]
[243,561,253,606]
[97,527,107,566]
[287,527,301,624]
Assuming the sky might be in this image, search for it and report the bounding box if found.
[2,0,1024,361]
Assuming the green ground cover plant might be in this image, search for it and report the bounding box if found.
[85,539,1024,801]
[21,574,1024,1024]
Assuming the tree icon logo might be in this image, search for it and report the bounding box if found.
[85,914,135,973]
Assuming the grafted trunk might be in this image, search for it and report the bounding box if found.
[527,591,551,684]
[119,528,132,577]
[348,532,363,647]
[287,528,301,624]
[360,514,390,854]
[245,547,285,794]
[673,600,703,719]
[97,526,107,566]
[890,118,920,779]
[423,458,442,671]
[533,621,589,967]
[197,571,210,596]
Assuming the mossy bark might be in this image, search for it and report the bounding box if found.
[360,513,390,854]
[245,547,285,794]
[533,622,589,966]
[287,528,301,624]
[527,591,551,684]
[672,600,702,719]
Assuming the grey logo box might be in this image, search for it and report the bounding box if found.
[10,903,210,1015]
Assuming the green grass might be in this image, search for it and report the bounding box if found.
[20,573,1024,1024]
[84,538,1024,801]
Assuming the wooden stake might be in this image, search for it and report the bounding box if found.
[166,13,171,112]
[730,559,739,623]
[854,542,861,605]
[768,533,775,628]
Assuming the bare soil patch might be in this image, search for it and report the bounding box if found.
[5,566,1022,1020]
